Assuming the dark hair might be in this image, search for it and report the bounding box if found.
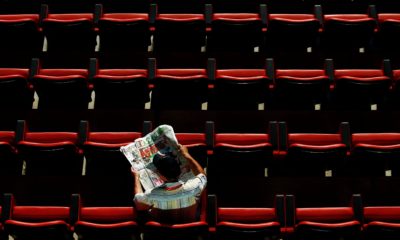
[153,152,181,180]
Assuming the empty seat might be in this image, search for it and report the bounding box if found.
[73,194,140,240]
[212,133,274,176]
[17,121,84,176]
[0,14,43,60]
[208,122,277,193]
[151,68,208,110]
[321,7,377,56]
[4,194,75,240]
[32,65,92,109]
[363,206,400,240]
[266,7,321,56]
[377,14,400,56]
[209,194,283,240]
[0,68,34,109]
[93,68,149,109]
[272,68,330,110]
[42,10,96,56]
[83,132,140,176]
[288,195,362,240]
[153,14,206,53]
[83,131,142,176]
[280,122,348,176]
[0,130,21,176]
[332,68,391,110]
[209,69,270,110]
[98,12,150,54]
[208,8,265,53]
[350,133,400,176]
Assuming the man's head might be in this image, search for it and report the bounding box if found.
[153,152,181,181]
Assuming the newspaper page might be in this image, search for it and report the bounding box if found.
[120,125,195,192]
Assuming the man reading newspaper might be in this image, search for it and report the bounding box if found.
[120,125,207,223]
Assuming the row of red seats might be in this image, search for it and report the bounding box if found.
[0,58,400,110]
[1,120,400,177]
[0,193,207,240]
[208,121,400,180]
[1,57,400,110]
[0,193,398,240]
[2,3,400,56]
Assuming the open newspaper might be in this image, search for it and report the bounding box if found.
[120,125,195,192]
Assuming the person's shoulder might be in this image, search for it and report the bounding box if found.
[196,173,207,182]
[182,173,207,191]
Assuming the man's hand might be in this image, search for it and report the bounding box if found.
[177,144,205,175]
[132,167,143,195]
[178,144,191,158]
[131,167,140,180]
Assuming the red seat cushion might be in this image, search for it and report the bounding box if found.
[156,69,207,79]
[101,13,148,22]
[157,14,204,21]
[213,13,261,21]
[45,14,93,22]
[0,14,39,23]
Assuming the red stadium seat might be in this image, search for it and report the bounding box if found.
[0,130,21,176]
[42,11,96,55]
[93,68,149,109]
[153,14,206,53]
[208,11,265,53]
[377,14,400,55]
[0,68,34,109]
[332,68,391,110]
[350,133,400,176]
[16,120,84,176]
[279,122,348,177]
[322,12,376,56]
[210,69,270,110]
[0,14,43,59]
[207,121,278,193]
[74,194,140,240]
[32,63,92,109]
[209,194,283,240]
[288,194,362,240]
[363,206,400,240]
[273,68,330,110]
[266,12,320,56]
[151,68,208,110]
[98,12,150,54]
[4,194,75,240]
[83,130,142,176]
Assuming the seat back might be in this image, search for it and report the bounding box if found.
[18,132,83,176]
[151,69,208,110]
[211,69,269,110]
[351,133,400,176]
[0,131,20,175]
[84,132,142,176]
[93,69,149,109]
[98,15,150,53]
[153,15,206,52]
[0,68,34,109]
[33,69,90,109]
